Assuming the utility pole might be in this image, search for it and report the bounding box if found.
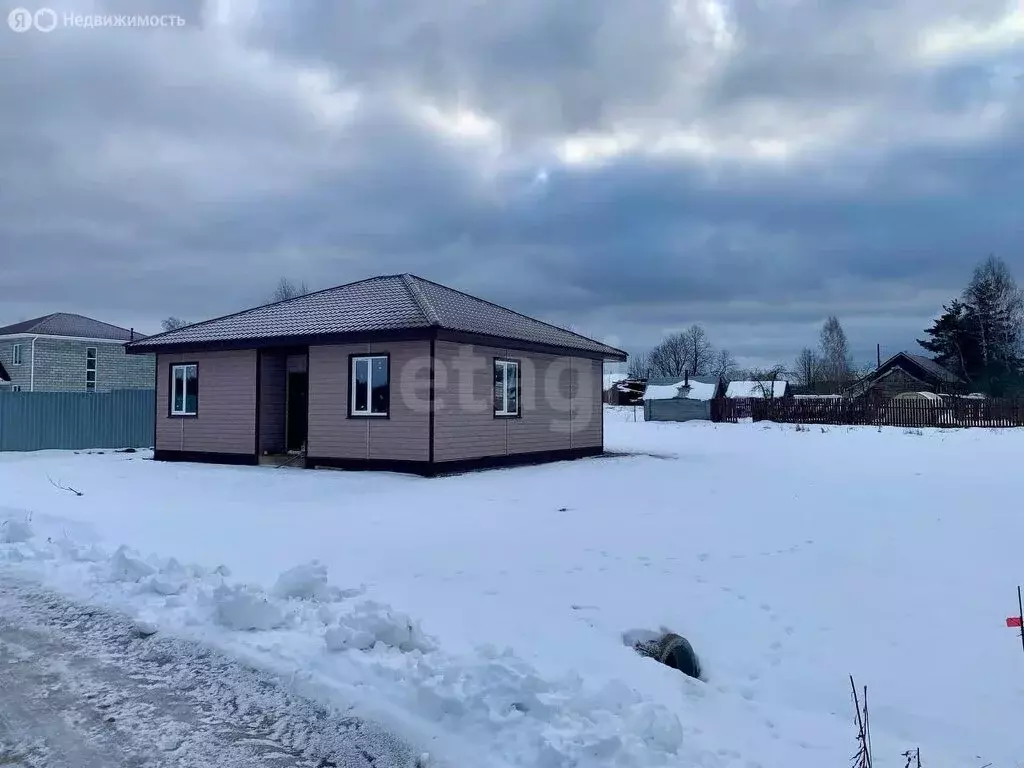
[876,344,881,369]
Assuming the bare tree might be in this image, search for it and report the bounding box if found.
[269,277,310,303]
[819,316,853,393]
[627,350,652,379]
[711,348,737,381]
[748,364,787,398]
[161,316,189,332]
[682,324,714,376]
[793,347,821,389]
[647,332,693,378]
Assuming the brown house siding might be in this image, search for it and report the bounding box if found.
[433,341,603,462]
[155,350,257,456]
[258,353,287,455]
[307,341,431,462]
[570,357,603,449]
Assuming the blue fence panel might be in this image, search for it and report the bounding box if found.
[644,398,712,422]
[0,389,154,451]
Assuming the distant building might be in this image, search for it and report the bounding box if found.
[846,352,965,399]
[0,313,155,392]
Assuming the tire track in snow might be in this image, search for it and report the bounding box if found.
[0,576,423,768]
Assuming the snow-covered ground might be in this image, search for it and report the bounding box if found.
[3,411,1024,767]
[0,575,417,767]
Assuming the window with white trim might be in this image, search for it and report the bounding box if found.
[11,385,21,392]
[493,359,520,417]
[350,355,389,416]
[170,363,198,416]
[12,344,22,366]
[86,347,97,390]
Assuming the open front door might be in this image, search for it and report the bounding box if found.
[285,371,308,452]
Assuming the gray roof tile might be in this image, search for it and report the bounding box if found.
[127,274,626,358]
[903,353,962,383]
[0,313,142,341]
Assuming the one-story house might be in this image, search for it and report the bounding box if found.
[846,352,965,399]
[125,274,627,476]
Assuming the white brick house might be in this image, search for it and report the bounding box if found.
[0,313,155,393]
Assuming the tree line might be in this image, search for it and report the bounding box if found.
[628,324,738,380]
[629,255,1024,399]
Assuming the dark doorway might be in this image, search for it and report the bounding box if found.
[286,371,308,452]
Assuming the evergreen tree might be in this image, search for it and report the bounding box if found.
[916,299,978,383]
[918,256,1024,395]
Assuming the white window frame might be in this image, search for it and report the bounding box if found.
[12,344,22,366]
[85,347,97,390]
[170,363,198,416]
[350,355,389,416]
[11,385,21,392]
[494,359,520,417]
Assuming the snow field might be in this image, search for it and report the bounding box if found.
[2,413,1024,767]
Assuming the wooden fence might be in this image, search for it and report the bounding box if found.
[737,397,1024,428]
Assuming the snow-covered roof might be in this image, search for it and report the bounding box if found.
[644,383,684,400]
[726,380,788,398]
[643,379,719,401]
[682,381,718,401]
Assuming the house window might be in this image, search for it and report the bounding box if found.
[11,385,21,392]
[170,363,198,416]
[86,347,97,390]
[494,358,520,417]
[12,344,21,366]
[350,355,389,416]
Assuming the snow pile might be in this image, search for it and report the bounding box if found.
[325,599,435,653]
[214,584,287,631]
[1,518,33,544]
[271,560,354,602]
[0,521,690,768]
[110,545,156,582]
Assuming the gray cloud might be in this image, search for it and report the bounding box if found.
[1,0,1022,369]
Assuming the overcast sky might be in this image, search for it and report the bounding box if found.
[3,0,1022,369]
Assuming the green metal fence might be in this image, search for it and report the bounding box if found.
[0,389,154,451]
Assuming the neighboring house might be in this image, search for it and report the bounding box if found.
[0,313,155,393]
[602,371,629,404]
[124,274,627,475]
[846,352,965,399]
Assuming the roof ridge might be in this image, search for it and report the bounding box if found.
[408,274,625,355]
[127,274,393,346]
[401,274,441,326]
